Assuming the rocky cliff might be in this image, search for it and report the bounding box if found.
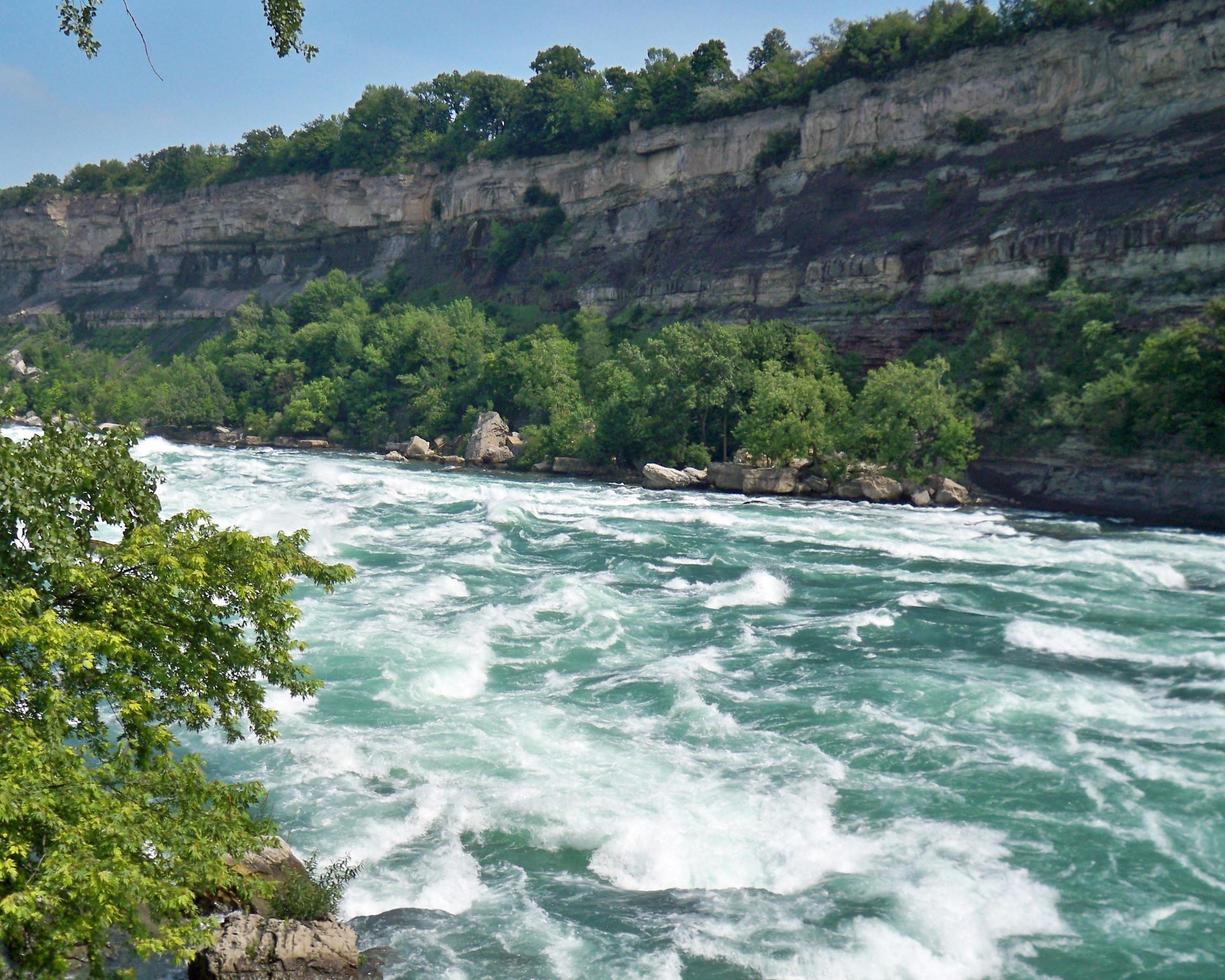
[2,0,1223,360]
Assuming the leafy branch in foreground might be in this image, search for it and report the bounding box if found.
[56,0,316,61]
[0,422,352,976]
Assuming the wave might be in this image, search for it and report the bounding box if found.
[704,569,789,609]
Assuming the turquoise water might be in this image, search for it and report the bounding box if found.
[134,437,1225,978]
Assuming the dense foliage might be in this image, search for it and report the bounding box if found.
[3,0,1172,207]
[0,423,352,975]
[916,282,1225,456]
[8,274,1223,474]
[2,270,981,477]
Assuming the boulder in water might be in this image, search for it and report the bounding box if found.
[682,467,708,485]
[385,451,405,462]
[405,436,432,459]
[741,466,799,495]
[707,463,797,494]
[642,463,694,490]
[464,412,514,465]
[834,473,905,503]
[910,488,933,507]
[926,475,970,507]
[189,914,360,979]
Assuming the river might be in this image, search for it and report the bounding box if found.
[125,436,1225,976]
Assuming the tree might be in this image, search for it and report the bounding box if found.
[748,28,799,72]
[0,423,352,974]
[735,359,851,464]
[852,356,977,476]
[57,0,316,60]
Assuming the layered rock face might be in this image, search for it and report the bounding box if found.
[1,0,1224,359]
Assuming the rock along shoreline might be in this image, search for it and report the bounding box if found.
[9,410,1223,531]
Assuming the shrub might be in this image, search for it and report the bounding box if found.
[953,114,993,145]
[753,129,802,176]
[270,855,360,921]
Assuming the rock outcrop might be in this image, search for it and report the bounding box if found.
[2,0,1223,364]
[707,463,801,494]
[463,412,514,465]
[833,473,906,503]
[6,349,39,380]
[189,914,359,980]
[969,447,1225,530]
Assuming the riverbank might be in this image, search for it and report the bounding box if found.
[10,411,1222,530]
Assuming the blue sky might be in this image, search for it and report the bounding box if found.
[0,1,916,188]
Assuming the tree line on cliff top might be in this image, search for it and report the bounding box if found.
[6,273,1224,475]
[3,0,1174,206]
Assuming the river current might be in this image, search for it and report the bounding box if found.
[114,436,1225,976]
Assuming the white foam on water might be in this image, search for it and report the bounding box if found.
[898,590,942,608]
[121,437,1225,976]
[673,819,1064,980]
[704,569,789,609]
[588,778,857,893]
[839,608,896,643]
[416,574,471,604]
[344,838,484,918]
[1121,559,1188,590]
[1005,618,1138,662]
[262,686,318,722]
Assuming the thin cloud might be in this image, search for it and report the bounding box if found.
[0,65,55,107]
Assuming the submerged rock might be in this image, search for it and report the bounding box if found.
[464,412,514,465]
[189,914,359,979]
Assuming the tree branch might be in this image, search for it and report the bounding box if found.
[121,0,163,81]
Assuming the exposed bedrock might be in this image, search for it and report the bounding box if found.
[1,0,1223,363]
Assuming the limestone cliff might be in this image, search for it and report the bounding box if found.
[2,0,1224,365]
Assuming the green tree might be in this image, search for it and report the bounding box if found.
[0,423,351,974]
[493,325,592,460]
[735,360,851,464]
[853,356,977,476]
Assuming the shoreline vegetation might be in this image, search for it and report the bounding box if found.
[3,272,1223,528]
[0,0,1174,206]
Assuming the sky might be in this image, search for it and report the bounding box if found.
[0,0,918,188]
